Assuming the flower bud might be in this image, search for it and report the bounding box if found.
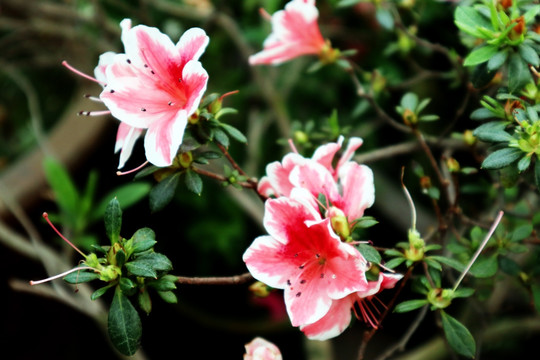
[402,108,417,126]
[249,281,272,297]
[463,130,477,146]
[179,151,193,168]
[327,207,350,241]
[427,288,453,309]
[446,157,460,173]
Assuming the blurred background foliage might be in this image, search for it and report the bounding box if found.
[1,0,538,359]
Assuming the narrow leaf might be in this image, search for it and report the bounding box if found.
[104,198,122,244]
[184,169,203,195]
[149,173,180,213]
[481,147,523,169]
[440,311,476,358]
[464,45,498,66]
[108,287,142,356]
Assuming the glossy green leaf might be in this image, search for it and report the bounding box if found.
[508,53,533,94]
[220,123,247,144]
[356,244,382,264]
[518,43,540,67]
[184,169,203,195]
[473,121,512,142]
[487,49,509,71]
[131,227,157,253]
[108,287,142,356]
[149,173,180,213]
[394,299,428,313]
[441,311,476,358]
[481,147,523,169]
[454,6,492,39]
[104,197,122,244]
[464,45,498,66]
[63,268,100,284]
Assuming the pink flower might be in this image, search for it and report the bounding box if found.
[244,337,283,360]
[300,272,403,340]
[100,23,209,167]
[243,189,369,327]
[258,136,374,231]
[249,0,327,65]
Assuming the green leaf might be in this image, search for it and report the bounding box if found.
[63,268,100,284]
[464,45,499,66]
[400,92,418,111]
[454,6,492,39]
[375,7,394,30]
[125,260,157,278]
[138,288,152,315]
[126,252,173,278]
[220,123,247,143]
[429,255,466,272]
[137,252,173,272]
[469,254,498,278]
[532,283,540,313]
[440,311,476,358]
[517,155,531,172]
[42,157,79,220]
[131,227,157,253]
[213,128,230,147]
[471,62,497,89]
[487,49,509,71]
[104,198,122,244]
[149,173,180,213]
[119,277,136,294]
[147,275,177,291]
[394,299,428,313]
[184,169,203,195]
[108,287,142,356]
[535,158,540,192]
[473,121,512,142]
[481,147,523,169]
[356,244,382,264]
[518,43,540,67]
[91,284,114,300]
[157,291,178,304]
[508,53,533,94]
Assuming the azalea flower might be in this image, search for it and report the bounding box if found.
[244,337,283,360]
[249,0,333,65]
[63,19,209,168]
[100,23,209,167]
[300,272,403,340]
[258,136,374,237]
[243,189,370,327]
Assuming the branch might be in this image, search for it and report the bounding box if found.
[175,272,253,285]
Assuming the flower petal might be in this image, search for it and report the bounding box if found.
[337,162,375,222]
[143,109,188,167]
[115,122,144,169]
[300,295,355,340]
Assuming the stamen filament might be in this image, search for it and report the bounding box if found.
[62,61,106,86]
[29,266,94,285]
[453,210,504,291]
[288,138,298,154]
[42,212,86,258]
[116,161,149,176]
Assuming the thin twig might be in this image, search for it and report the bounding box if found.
[175,272,253,285]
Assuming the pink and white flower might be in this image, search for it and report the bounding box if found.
[100,23,209,167]
[249,0,327,65]
[243,189,370,327]
[300,272,403,340]
[63,19,209,169]
[244,337,283,360]
[258,136,374,231]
